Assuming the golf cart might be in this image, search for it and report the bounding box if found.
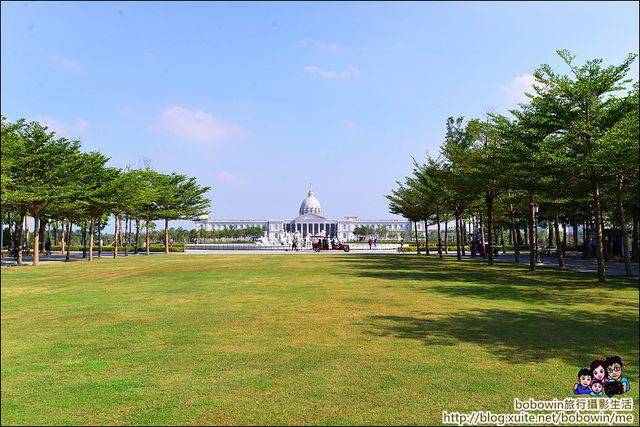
[311,235,350,252]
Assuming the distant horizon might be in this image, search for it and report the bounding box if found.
[2,1,638,228]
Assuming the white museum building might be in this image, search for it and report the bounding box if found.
[194,186,425,241]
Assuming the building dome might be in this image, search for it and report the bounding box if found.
[299,186,323,216]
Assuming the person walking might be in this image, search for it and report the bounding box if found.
[368,238,373,249]
[44,238,52,256]
[373,237,378,248]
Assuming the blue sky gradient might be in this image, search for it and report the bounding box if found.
[2,1,638,223]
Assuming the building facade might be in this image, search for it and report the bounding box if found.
[194,186,424,241]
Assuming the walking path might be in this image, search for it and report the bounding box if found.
[457,251,639,278]
[2,249,638,278]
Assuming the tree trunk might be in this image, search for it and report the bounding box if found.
[423,220,429,255]
[508,223,513,246]
[61,221,66,254]
[462,219,467,256]
[602,207,610,262]
[548,220,555,249]
[582,219,590,258]
[5,213,13,257]
[38,218,46,255]
[0,214,4,259]
[16,213,24,265]
[32,212,40,265]
[562,222,567,257]
[479,214,486,259]
[65,222,72,261]
[486,196,494,265]
[98,224,102,258]
[500,226,506,254]
[135,219,140,254]
[24,215,30,257]
[444,219,448,254]
[572,221,578,248]
[88,217,95,261]
[413,221,420,255]
[592,185,606,282]
[124,215,129,256]
[436,213,442,258]
[118,215,124,254]
[53,222,59,246]
[82,221,87,259]
[632,209,639,263]
[146,220,151,255]
[616,177,632,276]
[554,209,564,268]
[113,214,119,258]
[529,193,536,271]
[164,217,170,254]
[509,205,520,263]
[455,212,461,261]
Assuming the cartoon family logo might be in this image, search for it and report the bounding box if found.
[573,355,630,397]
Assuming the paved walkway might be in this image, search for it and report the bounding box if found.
[2,249,638,278]
[454,251,639,278]
[0,251,161,266]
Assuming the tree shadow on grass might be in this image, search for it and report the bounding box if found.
[334,255,639,306]
[364,308,639,367]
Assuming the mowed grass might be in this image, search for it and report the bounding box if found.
[1,254,638,425]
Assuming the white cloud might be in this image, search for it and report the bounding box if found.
[300,39,345,53]
[31,116,90,136]
[501,73,537,104]
[216,171,246,185]
[158,106,246,144]
[304,65,360,79]
[50,55,83,72]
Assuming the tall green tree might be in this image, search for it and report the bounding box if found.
[598,84,639,276]
[76,154,117,261]
[4,121,81,265]
[155,173,210,254]
[530,49,637,282]
[387,182,424,252]
[440,117,483,261]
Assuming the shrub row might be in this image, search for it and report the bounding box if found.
[48,244,185,253]
[401,244,535,252]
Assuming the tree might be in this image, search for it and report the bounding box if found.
[155,173,210,254]
[598,84,639,276]
[0,116,26,260]
[135,168,163,255]
[353,225,373,239]
[108,169,141,258]
[4,121,81,265]
[458,117,508,265]
[413,157,450,258]
[77,154,117,261]
[440,117,482,261]
[387,182,424,253]
[531,50,637,282]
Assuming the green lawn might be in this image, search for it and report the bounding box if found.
[1,254,638,425]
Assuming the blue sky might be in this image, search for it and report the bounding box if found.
[2,1,638,224]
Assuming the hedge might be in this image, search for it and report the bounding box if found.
[402,245,470,252]
[401,244,534,252]
[48,244,185,253]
